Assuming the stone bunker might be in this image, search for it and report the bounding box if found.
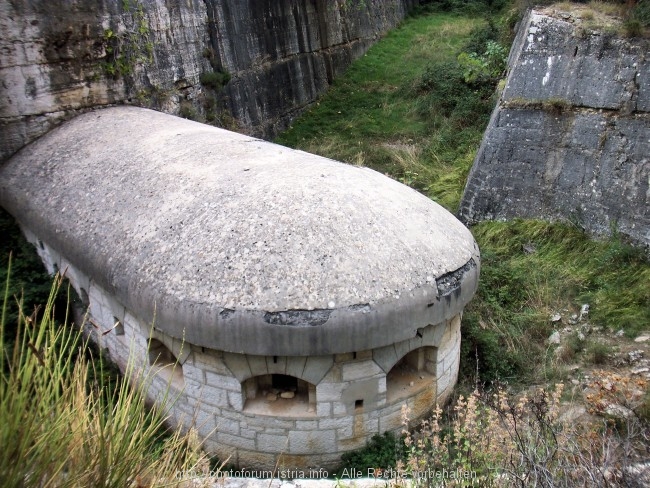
[0,106,479,470]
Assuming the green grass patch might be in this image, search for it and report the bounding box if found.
[276,12,499,212]
[334,432,406,478]
[462,220,650,384]
[0,208,53,328]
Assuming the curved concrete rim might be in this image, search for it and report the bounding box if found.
[0,106,480,355]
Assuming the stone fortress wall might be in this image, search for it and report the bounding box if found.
[23,226,461,470]
[460,8,650,248]
[1,0,418,162]
[1,107,477,471]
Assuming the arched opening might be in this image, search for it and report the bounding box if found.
[242,374,316,417]
[386,346,437,403]
[148,338,184,388]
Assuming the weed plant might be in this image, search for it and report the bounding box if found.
[344,372,648,486]
[0,266,209,487]
[399,374,649,487]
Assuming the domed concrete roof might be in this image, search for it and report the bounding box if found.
[0,106,479,355]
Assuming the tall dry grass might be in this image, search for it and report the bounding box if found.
[0,264,210,487]
[399,375,649,487]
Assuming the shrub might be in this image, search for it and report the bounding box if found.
[416,60,495,127]
[199,69,231,91]
[630,0,650,27]
[585,340,612,365]
[464,20,501,55]
[335,432,406,477]
[457,40,507,85]
[416,61,468,116]
[401,380,649,486]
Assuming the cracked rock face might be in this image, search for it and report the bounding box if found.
[0,106,479,356]
[460,10,650,248]
[0,0,418,162]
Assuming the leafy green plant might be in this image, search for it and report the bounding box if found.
[103,0,153,78]
[464,19,501,54]
[335,432,406,477]
[457,40,508,84]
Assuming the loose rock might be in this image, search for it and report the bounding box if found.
[549,331,561,344]
[605,403,635,420]
[628,350,644,363]
[632,368,650,378]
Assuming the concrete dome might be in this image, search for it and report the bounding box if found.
[0,106,479,356]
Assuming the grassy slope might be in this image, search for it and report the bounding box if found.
[276,10,487,211]
[277,7,650,385]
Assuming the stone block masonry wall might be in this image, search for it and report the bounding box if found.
[435,314,461,405]
[19,227,462,471]
[460,9,650,248]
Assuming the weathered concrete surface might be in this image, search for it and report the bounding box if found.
[0,0,418,162]
[206,0,419,137]
[459,9,650,248]
[0,106,479,356]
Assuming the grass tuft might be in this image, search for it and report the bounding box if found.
[0,267,209,486]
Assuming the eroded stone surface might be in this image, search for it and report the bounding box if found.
[0,106,479,355]
[460,10,650,248]
[0,0,419,162]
